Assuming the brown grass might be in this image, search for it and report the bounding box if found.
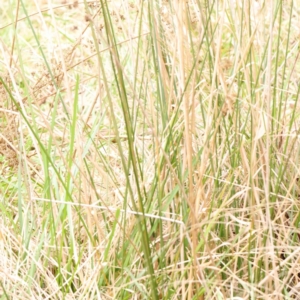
[1,0,300,299]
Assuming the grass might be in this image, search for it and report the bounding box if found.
[1,0,300,299]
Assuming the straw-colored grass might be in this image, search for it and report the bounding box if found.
[1,0,300,299]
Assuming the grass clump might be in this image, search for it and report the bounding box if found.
[1,0,300,299]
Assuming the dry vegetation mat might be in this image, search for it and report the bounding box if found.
[1,0,300,299]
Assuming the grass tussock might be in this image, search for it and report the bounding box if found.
[1,0,300,299]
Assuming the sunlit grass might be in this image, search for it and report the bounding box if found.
[1,0,300,299]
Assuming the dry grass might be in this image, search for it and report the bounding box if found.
[1,0,300,299]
